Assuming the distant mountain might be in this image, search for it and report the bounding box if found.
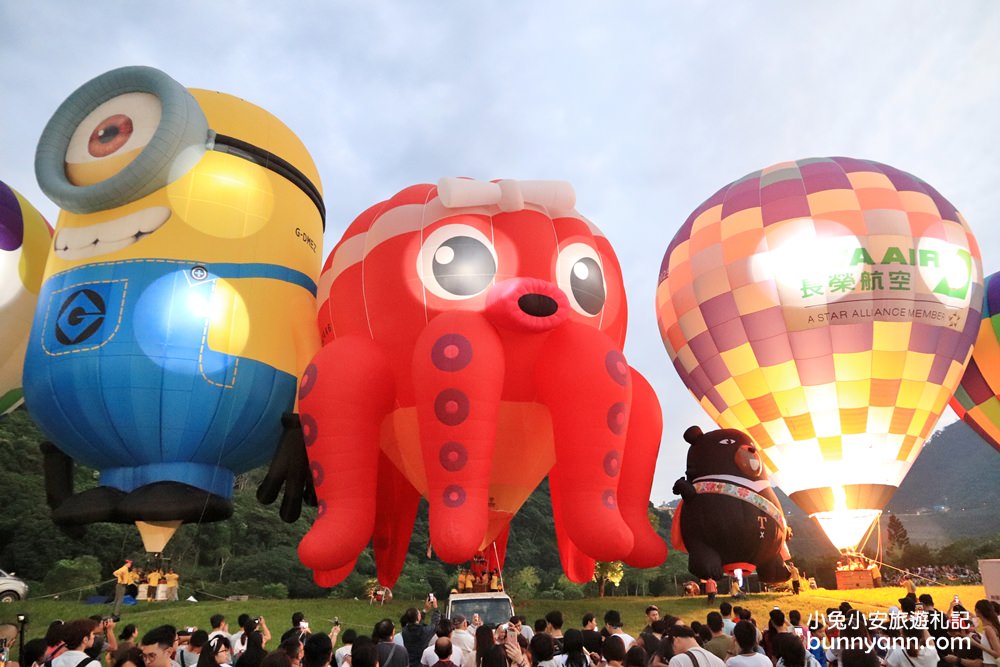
[883,420,1000,546]
[888,420,999,512]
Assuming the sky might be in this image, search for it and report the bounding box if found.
[2,2,999,505]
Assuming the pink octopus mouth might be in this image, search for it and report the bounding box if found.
[54,207,170,261]
[486,278,570,332]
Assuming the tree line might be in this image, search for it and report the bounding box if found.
[2,409,997,600]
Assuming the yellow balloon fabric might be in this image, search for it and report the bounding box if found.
[0,182,51,415]
[656,157,983,550]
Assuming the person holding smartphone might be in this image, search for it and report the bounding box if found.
[282,614,311,643]
[401,600,441,667]
[501,627,528,667]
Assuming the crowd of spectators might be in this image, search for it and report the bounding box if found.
[3,592,998,667]
[881,568,981,587]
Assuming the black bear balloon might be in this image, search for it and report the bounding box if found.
[672,425,791,584]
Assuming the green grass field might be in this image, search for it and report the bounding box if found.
[1,583,986,658]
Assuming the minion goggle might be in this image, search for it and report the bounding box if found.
[35,65,324,226]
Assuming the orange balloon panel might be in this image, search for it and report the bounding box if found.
[656,157,982,550]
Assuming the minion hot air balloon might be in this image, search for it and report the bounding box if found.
[656,157,982,553]
[23,66,324,547]
[0,182,51,415]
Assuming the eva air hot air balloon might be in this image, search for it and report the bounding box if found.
[656,157,982,552]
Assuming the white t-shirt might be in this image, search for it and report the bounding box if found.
[776,656,822,667]
[608,632,635,650]
[725,653,771,667]
[176,648,201,667]
[669,647,726,667]
[52,650,102,667]
[451,629,475,655]
[335,644,352,667]
[421,644,464,667]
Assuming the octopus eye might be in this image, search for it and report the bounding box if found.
[556,243,606,316]
[419,223,498,300]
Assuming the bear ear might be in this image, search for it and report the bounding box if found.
[683,426,703,444]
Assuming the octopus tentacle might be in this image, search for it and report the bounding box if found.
[413,311,504,563]
[313,561,357,588]
[551,479,596,583]
[298,336,395,576]
[373,452,421,588]
[536,321,635,562]
[618,368,669,567]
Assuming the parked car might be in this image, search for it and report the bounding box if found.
[0,568,28,602]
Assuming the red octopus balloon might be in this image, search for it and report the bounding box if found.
[298,178,666,587]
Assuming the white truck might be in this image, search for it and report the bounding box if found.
[446,592,515,627]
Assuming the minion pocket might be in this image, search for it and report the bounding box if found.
[41,279,127,355]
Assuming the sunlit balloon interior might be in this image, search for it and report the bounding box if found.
[812,508,882,552]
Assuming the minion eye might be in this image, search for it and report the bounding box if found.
[418,223,498,300]
[65,93,162,185]
[36,66,209,215]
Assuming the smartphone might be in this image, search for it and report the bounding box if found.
[794,627,804,637]
[300,621,309,629]
[506,630,518,647]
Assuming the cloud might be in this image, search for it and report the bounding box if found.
[1,0,997,509]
